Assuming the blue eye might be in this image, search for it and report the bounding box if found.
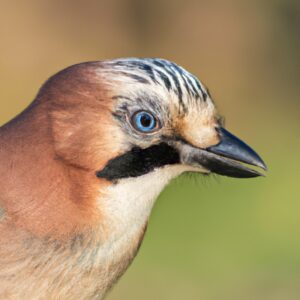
[132,111,158,133]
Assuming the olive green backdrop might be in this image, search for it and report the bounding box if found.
[0,1,299,299]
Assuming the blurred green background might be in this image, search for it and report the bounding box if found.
[0,0,299,299]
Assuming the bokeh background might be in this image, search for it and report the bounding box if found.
[0,0,299,299]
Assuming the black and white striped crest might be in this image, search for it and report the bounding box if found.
[102,58,209,109]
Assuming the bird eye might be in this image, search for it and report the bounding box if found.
[131,111,158,133]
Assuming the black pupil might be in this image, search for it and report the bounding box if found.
[141,114,152,128]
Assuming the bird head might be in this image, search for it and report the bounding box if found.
[44,58,266,183]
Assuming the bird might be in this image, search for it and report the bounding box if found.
[0,58,267,299]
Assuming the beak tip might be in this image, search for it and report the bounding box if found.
[258,161,268,171]
[251,156,268,172]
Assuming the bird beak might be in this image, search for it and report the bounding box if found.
[179,127,267,178]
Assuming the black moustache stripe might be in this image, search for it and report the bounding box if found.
[96,143,180,181]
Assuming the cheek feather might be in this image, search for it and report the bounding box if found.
[50,100,125,172]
